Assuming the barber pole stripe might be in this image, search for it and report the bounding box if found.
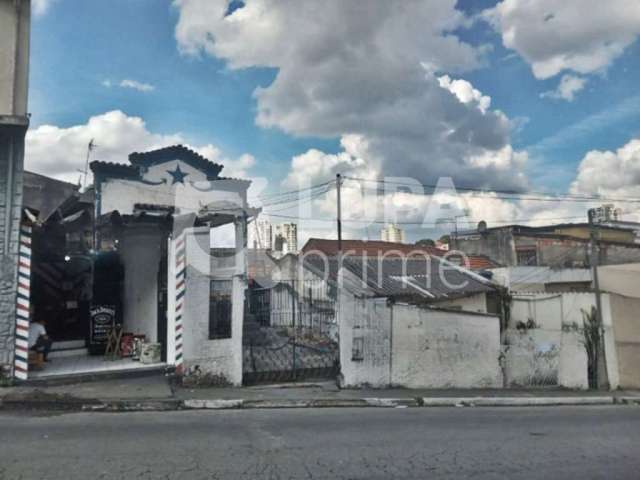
[14,224,32,380]
[174,234,186,372]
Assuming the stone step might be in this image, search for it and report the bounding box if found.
[52,339,86,350]
[48,348,89,359]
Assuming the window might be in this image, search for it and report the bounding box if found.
[209,280,232,339]
[352,334,364,361]
[517,248,537,266]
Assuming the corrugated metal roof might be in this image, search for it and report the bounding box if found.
[341,256,494,300]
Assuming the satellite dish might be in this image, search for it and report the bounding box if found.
[477,220,487,232]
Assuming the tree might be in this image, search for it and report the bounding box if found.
[415,238,435,247]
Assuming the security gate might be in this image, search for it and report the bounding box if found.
[243,279,339,385]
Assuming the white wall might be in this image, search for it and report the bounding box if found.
[100,164,245,217]
[338,273,502,389]
[506,292,619,390]
[119,230,163,342]
[599,263,640,299]
[181,225,244,386]
[434,293,487,313]
[0,0,30,117]
[391,304,502,388]
[339,293,392,388]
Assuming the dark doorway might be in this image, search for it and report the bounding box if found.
[157,239,168,361]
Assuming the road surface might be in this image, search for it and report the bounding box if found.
[1,406,639,479]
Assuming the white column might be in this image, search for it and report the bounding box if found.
[166,235,176,366]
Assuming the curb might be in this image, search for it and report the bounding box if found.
[1,396,628,413]
[420,396,615,407]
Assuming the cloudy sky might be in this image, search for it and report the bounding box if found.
[25,0,640,243]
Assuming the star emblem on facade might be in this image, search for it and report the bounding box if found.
[167,165,189,185]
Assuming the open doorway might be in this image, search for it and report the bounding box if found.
[28,220,169,380]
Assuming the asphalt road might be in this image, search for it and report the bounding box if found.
[1,406,639,479]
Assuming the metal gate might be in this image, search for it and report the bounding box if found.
[243,279,339,385]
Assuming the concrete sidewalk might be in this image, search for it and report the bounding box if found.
[1,375,639,412]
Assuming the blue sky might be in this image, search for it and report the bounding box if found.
[24,0,640,239]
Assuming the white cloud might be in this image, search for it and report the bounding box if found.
[192,144,256,179]
[32,0,55,16]
[484,0,640,79]
[541,74,587,102]
[438,75,491,113]
[119,79,155,92]
[173,0,528,191]
[101,79,156,92]
[571,137,640,198]
[25,110,254,184]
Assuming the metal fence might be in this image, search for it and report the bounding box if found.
[243,279,339,385]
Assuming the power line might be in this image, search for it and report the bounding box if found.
[342,176,640,204]
[264,184,334,213]
[252,180,335,202]
[265,213,598,226]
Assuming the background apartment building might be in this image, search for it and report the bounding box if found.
[275,223,298,254]
[381,224,405,243]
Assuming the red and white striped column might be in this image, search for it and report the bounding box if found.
[14,223,32,380]
[174,233,186,374]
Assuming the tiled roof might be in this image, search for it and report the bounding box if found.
[302,238,444,257]
[129,145,223,179]
[92,145,225,181]
[301,238,499,270]
[90,161,139,179]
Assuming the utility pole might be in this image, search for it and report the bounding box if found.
[81,139,97,191]
[336,173,343,259]
[588,208,608,389]
[335,173,343,342]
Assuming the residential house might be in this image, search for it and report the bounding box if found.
[490,266,592,293]
[302,238,499,271]
[338,256,502,389]
[452,222,640,268]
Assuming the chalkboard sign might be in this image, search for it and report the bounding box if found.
[89,305,116,354]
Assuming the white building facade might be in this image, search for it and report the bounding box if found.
[381,224,405,243]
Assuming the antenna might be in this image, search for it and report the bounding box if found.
[81,139,97,191]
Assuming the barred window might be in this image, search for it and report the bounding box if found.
[517,248,537,266]
[352,335,364,361]
[209,280,232,339]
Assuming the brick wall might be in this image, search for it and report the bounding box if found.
[0,131,25,375]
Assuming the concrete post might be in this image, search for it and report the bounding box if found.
[0,0,30,380]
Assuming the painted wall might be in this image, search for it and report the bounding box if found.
[506,292,619,390]
[338,275,501,389]
[118,230,163,342]
[100,162,245,217]
[181,226,244,385]
[339,293,392,387]
[0,0,30,377]
[455,229,640,268]
[599,263,640,299]
[0,0,30,117]
[0,140,24,374]
[454,229,516,266]
[434,292,487,313]
[609,293,640,388]
[391,304,502,388]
